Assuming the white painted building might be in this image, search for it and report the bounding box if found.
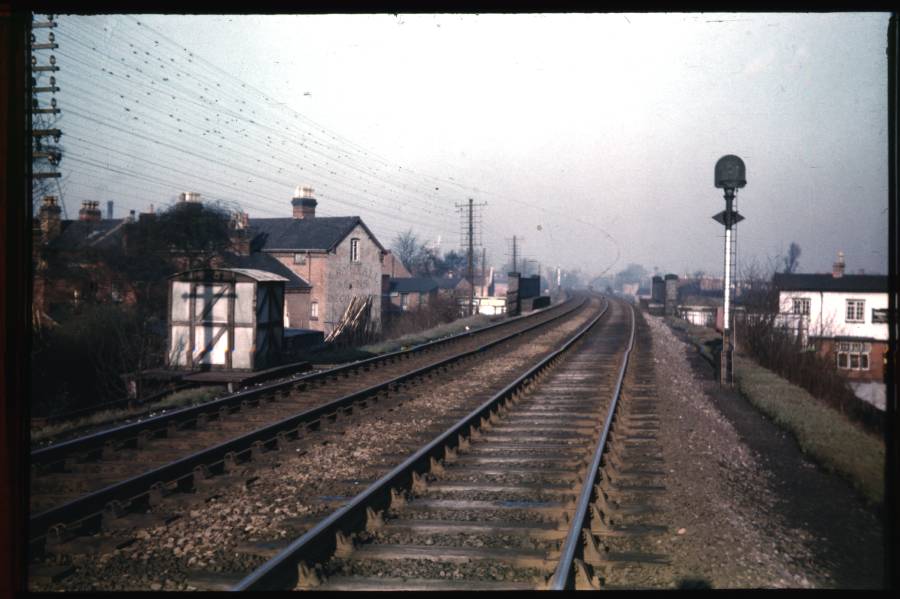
[773,253,888,386]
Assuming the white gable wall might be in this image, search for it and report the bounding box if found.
[778,290,888,340]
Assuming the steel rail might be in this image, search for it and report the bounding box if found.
[549,301,636,590]
[28,294,588,543]
[31,294,573,467]
[231,296,612,591]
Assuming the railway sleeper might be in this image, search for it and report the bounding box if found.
[338,543,558,571]
[580,529,670,567]
[439,465,584,481]
[378,518,568,541]
[588,504,666,537]
[313,574,538,592]
[601,455,666,478]
[183,570,248,591]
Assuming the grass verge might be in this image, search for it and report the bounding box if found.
[664,316,884,505]
[359,313,496,355]
[734,355,884,505]
[31,386,226,446]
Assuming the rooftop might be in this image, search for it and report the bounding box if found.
[390,277,439,294]
[250,216,384,252]
[773,272,888,293]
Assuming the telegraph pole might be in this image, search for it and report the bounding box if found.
[481,246,487,295]
[457,198,486,317]
[30,13,64,214]
[507,235,520,273]
[467,198,474,316]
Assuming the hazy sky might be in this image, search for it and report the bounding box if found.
[48,12,889,279]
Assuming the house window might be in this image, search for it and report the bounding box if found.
[845,299,865,323]
[836,341,870,370]
[310,301,319,320]
[792,298,810,315]
[350,238,360,263]
[400,293,409,311]
[872,309,888,323]
[293,253,306,265]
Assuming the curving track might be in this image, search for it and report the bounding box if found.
[228,296,669,591]
[28,295,590,564]
[29,294,676,591]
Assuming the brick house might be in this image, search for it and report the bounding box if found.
[386,277,439,313]
[774,252,888,383]
[382,250,412,279]
[32,197,138,322]
[247,187,386,335]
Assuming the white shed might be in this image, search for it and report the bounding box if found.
[167,268,287,371]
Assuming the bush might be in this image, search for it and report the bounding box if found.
[31,304,164,417]
[737,313,883,435]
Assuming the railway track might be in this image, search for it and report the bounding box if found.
[221,296,670,591]
[28,293,594,566]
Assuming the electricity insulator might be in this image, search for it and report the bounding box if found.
[31,55,36,65]
[49,76,55,85]
[50,97,57,108]
[48,32,55,42]
[30,34,35,43]
[53,134,60,143]
[30,77,36,86]
[49,55,56,65]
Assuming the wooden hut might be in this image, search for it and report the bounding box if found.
[167,268,286,371]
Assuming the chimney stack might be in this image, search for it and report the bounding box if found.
[228,211,252,255]
[107,200,114,220]
[38,195,62,242]
[179,191,201,203]
[291,185,317,219]
[832,251,845,279]
[78,200,102,222]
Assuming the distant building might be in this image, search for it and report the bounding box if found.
[382,250,412,279]
[32,197,137,321]
[247,186,386,335]
[386,277,439,313]
[677,295,722,328]
[774,252,888,384]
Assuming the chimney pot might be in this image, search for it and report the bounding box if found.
[78,200,101,222]
[39,195,62,241]
[291,185,317,219]
[832,251,845,278]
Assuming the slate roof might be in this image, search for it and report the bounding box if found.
[435,277,468,290]
[773,273,888,293]
[390,277,439,294]
[679,294,722,307]
[249,217,385,252]
[219,251,311,290]
[48,219,127,251]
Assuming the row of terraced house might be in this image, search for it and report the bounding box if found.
[32,186,482,340]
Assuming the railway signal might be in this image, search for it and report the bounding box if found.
[713,154,746,386]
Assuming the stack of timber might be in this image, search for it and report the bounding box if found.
[324,295,375,347]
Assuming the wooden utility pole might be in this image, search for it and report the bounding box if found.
[467,198,474,316]
[457,198,486,317]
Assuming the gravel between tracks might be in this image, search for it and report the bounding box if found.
[644,314,837,589]
[30,303,596,592]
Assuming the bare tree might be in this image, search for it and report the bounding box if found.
[782,241,802,274]
[391,229,425,273]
